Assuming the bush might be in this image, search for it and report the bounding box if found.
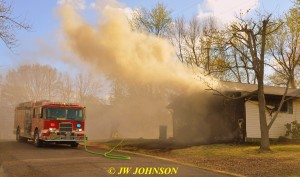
[285,120,300,139]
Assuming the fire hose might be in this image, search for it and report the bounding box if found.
[83,135,131,160]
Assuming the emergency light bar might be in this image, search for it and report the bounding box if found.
[49,102,79,106]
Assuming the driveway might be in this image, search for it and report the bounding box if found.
[0,141,234,177]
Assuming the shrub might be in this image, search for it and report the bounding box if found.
[285,120,300,139]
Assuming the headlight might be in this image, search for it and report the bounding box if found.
[49,128,56,132]
[76,128,82,132]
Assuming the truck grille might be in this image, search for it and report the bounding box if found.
[59,122,72,132]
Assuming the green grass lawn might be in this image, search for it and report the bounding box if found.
[95,140,300,177]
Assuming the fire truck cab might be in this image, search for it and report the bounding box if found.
[14,100,86,147]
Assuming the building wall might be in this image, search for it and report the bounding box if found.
[245,99,300,139]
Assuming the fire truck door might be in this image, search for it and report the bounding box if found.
[32,107,42,133]
[24,110,32,137]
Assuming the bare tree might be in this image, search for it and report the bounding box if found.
[168,16,204,68]
[183,16,202,67]
[168,16,186,63]
[59,74,76,103]
[0,0,30,50]
[169,16,232,80]
[75,73,102,104]
[213,30,257,84]
[268,2,300,89]
[1,64,61,103]
[0,64,61,139]
[263,0,300,131]
[200,17,235,79]
[222,15,282,151]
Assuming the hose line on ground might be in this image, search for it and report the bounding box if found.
[83,135,131,160]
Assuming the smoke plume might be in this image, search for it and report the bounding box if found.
[58,3,215,140]
[58,5,205,92]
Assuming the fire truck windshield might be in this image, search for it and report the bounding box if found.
[45,108,84,120]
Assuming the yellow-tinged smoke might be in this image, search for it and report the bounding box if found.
[58,4,218,140]
[59,5,206,92]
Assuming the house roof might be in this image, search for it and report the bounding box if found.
[219,81,300,98]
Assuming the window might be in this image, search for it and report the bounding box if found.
[266,100,287,113]
[46,108,66,119]
[288,101,293,114]
[33,108,38,118]
[45,108,84,120]
[66,109,83,120]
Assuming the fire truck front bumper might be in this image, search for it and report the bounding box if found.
[41,131,85,142]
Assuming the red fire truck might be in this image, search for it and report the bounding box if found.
[14,100,86,147]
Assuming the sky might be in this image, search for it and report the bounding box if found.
[0,0,294,75]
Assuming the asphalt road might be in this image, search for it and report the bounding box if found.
[0,140,232,177]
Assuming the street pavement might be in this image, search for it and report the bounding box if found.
[0,140,233,177]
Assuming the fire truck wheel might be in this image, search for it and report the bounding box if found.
[34,131,43,147]
[70,142,79,148]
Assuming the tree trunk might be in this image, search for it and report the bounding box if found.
[257,19,270,151]
[257,77,270,151]
[289,74,297,89]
